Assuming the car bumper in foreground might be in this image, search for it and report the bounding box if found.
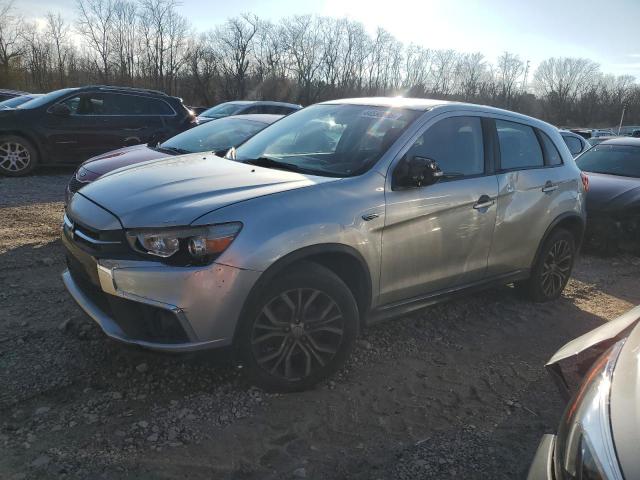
[62,253,261,352]
[527,434,556,480]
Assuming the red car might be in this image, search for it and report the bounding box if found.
[65,114,282,203]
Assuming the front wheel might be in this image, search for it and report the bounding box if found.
[238,262,359,392]
[516,229,576,302]
[0,135,39,176]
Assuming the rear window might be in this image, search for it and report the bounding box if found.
[496,120,544,169]
[577,144,640,178]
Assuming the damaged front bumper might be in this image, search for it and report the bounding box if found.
[62,233,261,352]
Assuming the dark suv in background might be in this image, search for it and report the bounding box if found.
[0,85,195,176]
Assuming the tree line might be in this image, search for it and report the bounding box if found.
[0,0,638,127]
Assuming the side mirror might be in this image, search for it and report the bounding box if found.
[49,103,71,116]
[394,155,443,189]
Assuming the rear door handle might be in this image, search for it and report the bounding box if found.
[473,194,495,210]
[542,181,558,193]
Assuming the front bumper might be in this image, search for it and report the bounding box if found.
[62,243,261,352]
[527,434,556,480]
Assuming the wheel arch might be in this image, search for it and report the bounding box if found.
[0,130,44,164]
[232,244,372,345]
[531,212,585,270]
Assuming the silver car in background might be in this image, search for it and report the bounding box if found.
[528,305,640,480]
[62,97,586,391]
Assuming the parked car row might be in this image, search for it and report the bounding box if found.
[0,85,299,176]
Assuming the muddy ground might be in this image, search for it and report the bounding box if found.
[1,172,639,480]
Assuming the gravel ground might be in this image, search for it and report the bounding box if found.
[1,172,639,480]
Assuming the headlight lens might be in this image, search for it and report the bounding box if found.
[126,222,242,262]
[554,340,625,480]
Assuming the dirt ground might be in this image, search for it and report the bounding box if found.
[1,172,639,480]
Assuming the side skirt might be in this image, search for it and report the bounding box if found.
[367,269,530,325]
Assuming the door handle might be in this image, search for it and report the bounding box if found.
[542,181,558,193]
[473,194,495,210]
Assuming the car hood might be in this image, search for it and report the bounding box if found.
[79,153,338,228]
[609,311,640,480]
[82,144,172,176]
[585,172,640,213]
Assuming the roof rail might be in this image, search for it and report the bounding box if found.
[88,85,169,96]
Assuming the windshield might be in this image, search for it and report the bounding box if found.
[231,104,421,177]
[0,95,40,109]
[200,102,246,118]
[16,88,78,109]
[161,117,269,153]
[577,144,640,178]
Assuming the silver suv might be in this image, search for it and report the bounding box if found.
[62,97,587,391]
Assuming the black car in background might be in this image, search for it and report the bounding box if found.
[577,137,640,253]
[0,85,195,176]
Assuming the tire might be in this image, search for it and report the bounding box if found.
[0,135,39,176]
[237,261,359,392]
[516,229,576,302]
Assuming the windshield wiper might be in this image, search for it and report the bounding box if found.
[157,146,191,155]
[243,157,310,174]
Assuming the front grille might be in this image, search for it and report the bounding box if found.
[68,173,89,194]
[63,213,130,257]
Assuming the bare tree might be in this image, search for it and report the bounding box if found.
[45,12,70,88]
[76,0,116,81]
[494,52,524,108]
[215,14,258,98]
[0,1,25,87]
[534,57,600,123]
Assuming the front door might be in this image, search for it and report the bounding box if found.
[379,115,499,305]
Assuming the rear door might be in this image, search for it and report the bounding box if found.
[379,114,499,305]
[488,118,568,274]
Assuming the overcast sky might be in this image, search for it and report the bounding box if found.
[15,0,640,79]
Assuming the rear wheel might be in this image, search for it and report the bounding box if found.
[0,135,38,176]
[517,229,576,302]
[238,262,359,392]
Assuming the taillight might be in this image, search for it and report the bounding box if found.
[580,172,589,192]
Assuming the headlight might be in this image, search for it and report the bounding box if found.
[554,340,625,480]
[126,222,242,263]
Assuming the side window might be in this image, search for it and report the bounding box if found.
[61,93,106,115]
[103,94,174,115]
[562,135,583,156]
[404,116,484,177]
[538,131,563,166]
[496,120,544,169]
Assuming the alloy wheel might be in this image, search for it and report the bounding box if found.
[540,239,572,298]
[0,141,31,173]
[250,288,345,381]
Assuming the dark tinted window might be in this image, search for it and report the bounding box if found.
[107,94,174,115]
[562,135,583,155]
[405,116,484,177]
[577,144,640,178]
[60,93,173,115]
[496,120,544,169]
[243,105,264,114]
[538,131,563,165]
